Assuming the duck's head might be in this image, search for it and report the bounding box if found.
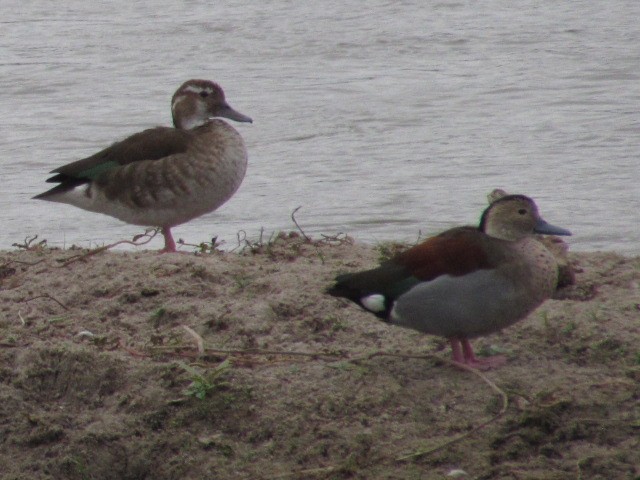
[479,195,572,241]
[171,79,252,130]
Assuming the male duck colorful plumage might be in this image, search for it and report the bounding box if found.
[327,195,572,369]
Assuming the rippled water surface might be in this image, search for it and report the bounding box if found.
[2,1,639,252]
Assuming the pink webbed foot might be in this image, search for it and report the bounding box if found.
[159,226,177,254]
[449,338,507,370]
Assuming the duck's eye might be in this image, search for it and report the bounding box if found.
[518,208,527,215]
[199,91,209,98]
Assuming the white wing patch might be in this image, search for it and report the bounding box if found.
[360,294,386,313]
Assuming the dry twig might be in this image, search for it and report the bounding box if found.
[349,350,508,461]
[267,350,509,477]
[58,228,159,267]
[181,325,205,357]
[12,235,47,251]
[271,465,339,479]
[148,345,347,362]
[22,293,69,310]
[291,206,311,242]
[395,362,508,461]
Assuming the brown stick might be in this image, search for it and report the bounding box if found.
[59,228,159,267]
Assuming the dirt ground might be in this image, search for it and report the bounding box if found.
[0,231,638,480]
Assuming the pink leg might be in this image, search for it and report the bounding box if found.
[449,338,465,363]
[160,226,177,253]
[449,337,507,370]
[461,338,479,364]
[462,338,507,369]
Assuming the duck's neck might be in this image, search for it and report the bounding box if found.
[485,225,528,242]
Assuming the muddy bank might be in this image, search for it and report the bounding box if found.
[0,234,638,479]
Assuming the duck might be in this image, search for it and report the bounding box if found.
[33,79,252,253]
[327,194,572,369]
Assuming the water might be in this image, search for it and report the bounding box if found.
[2,1,639,253]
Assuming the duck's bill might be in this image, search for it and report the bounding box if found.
[216,103,253,123]
[534,219,572,236]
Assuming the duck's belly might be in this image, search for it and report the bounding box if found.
[389,270,544,338]
[93,188,235,227]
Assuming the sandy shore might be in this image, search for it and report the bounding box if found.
[0,233,638,479]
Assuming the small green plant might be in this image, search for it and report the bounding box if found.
[587,306,607,323]
[375,241,408,262]
[539,310,551,330]
[232,274,252,290]
[149,306,180,328]
[561,320,578,336]
[60,455,90,480]
[181,359,232,400]
[328,315,348,332]
[177,236,224,254]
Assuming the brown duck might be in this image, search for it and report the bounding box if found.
[34,79,252,252]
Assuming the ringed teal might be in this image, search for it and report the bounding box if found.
[34,79,252,252]
[327,195,572,369]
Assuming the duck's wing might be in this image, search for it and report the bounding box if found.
[35,127,192,198]
[327,227,497,318]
